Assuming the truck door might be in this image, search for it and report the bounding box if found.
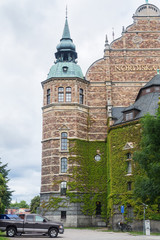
[24,215,35,232]
[34,215,48,233]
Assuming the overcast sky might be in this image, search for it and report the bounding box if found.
[0,0,159,204]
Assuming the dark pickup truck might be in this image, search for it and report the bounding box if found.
[0,213,64,238]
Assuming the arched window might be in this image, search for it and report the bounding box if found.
[47,89,50,104]
[58,87,64,102]
[61,132,67,150]
[79,88,84,104]
[61,158,67,173]
[66,87,71,102]
[61,181,67,196]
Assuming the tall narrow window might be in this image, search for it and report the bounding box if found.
[127,182,132,191]
[58,87,64,102]
[127,204,134,218]
[96,201,101,215]
[79,88,84,104]
[61,211,66,220]
[61,158,67,173]
[61,181,67,196]
[127,161,132,174]
[47,89,50,104]
[66,87,71,102]
[61,132,67,150]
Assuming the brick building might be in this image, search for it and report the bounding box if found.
[40,2,160,227]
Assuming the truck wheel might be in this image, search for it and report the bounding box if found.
[6,226,16,237]
[48,228,58,238]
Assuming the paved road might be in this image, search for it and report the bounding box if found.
[3,229,160,240]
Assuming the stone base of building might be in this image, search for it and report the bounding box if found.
[40,193,106,227]
[111,213,160,232]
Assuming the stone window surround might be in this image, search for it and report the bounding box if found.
[61,157,67,173]
[61,132,68,151]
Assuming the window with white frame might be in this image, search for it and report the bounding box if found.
[66,87,71,102]
[58,87,64,102]
[61,132,68,150]
[61,157,67,173]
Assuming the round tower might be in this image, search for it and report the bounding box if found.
[40,15,89,226]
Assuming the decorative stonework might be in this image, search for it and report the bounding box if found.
[123,142,134,150]
[132,35,143,44]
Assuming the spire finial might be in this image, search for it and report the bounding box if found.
[112,28,115,41]
[66,5,68,19]
[104,34,110,52]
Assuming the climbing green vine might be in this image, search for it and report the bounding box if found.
[68,139,107,219]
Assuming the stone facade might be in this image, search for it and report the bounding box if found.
[40,3,160,227]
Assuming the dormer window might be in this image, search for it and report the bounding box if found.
[126,112,133,121]
[63,66,68,72]
[123,107,140,122]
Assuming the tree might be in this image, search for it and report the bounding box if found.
[30,195,40,213]
[10,200,29,208]
[134,109,160,203]
[0,161,12,213]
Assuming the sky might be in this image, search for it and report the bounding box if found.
[0,0,160,205]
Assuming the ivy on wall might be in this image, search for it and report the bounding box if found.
[107,121,160,221]
[68,139,107,219]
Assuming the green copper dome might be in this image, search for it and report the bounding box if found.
[47,62,84,79]
[57,39,76,52]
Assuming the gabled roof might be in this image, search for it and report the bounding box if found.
[112,92,159,125]
[136,74,160,100]
[122,105,140,113]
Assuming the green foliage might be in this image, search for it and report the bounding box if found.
[0,161,12,213]
[107,123,142,220]
[10,200,29,208]
[30,195,40,213]
[134,112,160,204]
[41,196,67,214]
[68,139,107,219]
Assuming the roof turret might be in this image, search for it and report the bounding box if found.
[46,13,84,80]
[55,16,77,62]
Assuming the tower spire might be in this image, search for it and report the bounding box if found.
[55,9,78,63]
